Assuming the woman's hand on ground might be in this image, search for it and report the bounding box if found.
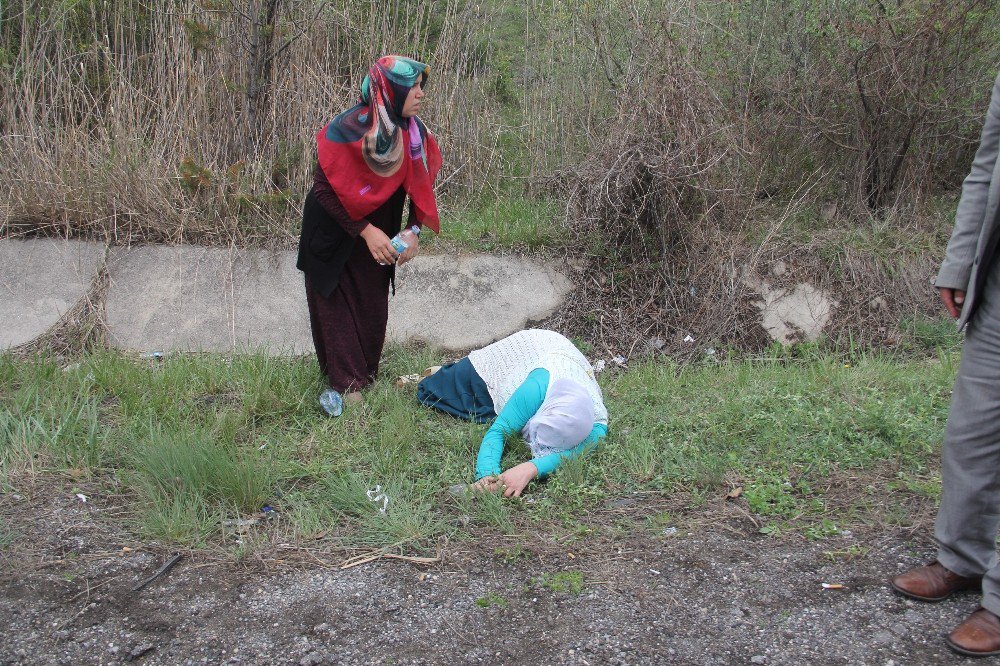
[472,476,500,493]
[397,233,419,266]
[497,462,538,498]
[359,224,399,265]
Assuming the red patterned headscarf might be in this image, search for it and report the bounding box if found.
[316,56,442,232]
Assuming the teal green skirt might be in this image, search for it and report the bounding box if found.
[416,357,496,424]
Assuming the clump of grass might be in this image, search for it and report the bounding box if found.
[538,570,585,596]
[471,490,517,533]
[901,316,963,354]
[0,517,16,549]
[0,361,110,478]
[475,591,509,608]
[322,472,450,547]
[131,423,278,540]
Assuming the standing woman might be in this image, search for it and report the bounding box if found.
[297,56,442,416]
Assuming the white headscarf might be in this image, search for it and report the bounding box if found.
[522,378,595,458]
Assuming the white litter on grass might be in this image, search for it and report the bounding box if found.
[593,360,606,373]
[75,493,88,503]
[367,485,390,514]
[683,335,695,343]
[222,517,259,528]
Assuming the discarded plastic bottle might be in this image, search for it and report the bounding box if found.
[389,224,421,256]
[319,388,344,417]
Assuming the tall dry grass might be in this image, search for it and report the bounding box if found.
[5,1,996,247]
[0,0,506,245]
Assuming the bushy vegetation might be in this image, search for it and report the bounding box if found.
[550,0,999,352]
[2,0,995,352]
[3,1,995,239]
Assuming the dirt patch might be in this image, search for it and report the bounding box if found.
[0,482,973,665]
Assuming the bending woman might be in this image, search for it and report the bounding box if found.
[297,56,442,417]
[417,329,609,496]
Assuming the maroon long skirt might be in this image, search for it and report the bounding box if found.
[304,240,393,393]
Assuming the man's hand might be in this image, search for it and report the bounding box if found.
[939,287,967,319]
[397,232,419,266]
[496,462,538,498]
[360,225,399,266]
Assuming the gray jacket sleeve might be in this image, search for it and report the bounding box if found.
[936,74,1000,290]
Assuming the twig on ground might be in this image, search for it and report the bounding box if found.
[68,576,116,603]
[340,552,439,570]
[131,553,183,592]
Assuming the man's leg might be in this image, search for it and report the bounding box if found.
[935,303,1000,608]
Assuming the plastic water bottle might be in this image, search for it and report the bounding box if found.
[390,224,421,257]
[319,388,343,417]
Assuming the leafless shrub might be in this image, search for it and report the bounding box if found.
[544,0,993,354]
[546,9,765,356]
[749,0,1000,216]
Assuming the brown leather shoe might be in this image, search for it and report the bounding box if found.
[948,607,1000,657]
[890,560,982,602]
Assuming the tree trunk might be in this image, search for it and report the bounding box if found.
[245,0,280,155]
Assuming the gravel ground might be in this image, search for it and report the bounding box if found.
[0,490,984,665]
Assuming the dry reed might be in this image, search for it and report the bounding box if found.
[1,0,506,246]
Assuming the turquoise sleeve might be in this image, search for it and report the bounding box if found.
[531,422,608,478]
[474,369,548,480]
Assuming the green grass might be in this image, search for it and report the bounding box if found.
[0,343,959,552]
[901,316,963,354]
[760,197,954,264]
[432,196,562,251]
[0,517,15,549]
[475,591,510,608]
[538,570,585,596]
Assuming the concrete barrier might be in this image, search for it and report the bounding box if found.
[0,238,106,349]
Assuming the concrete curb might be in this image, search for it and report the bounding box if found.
[1,239,573,355]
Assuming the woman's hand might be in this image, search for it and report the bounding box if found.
[496,462,538,498]
[472,476,500,493]
[360,224,399,266]
[397,232,419,266]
